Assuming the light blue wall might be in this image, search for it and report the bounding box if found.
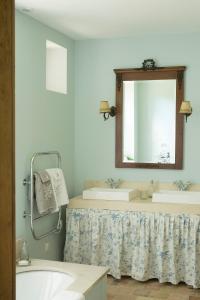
[15,11,75,260]
[74,33,200,194]
[16,11,200,259]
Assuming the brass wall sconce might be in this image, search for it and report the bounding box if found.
[100,100,116,121]
[179,100,192,122]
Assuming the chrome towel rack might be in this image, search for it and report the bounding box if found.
[23,151,62,240]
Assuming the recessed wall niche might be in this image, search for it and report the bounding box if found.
[46,40,67,94]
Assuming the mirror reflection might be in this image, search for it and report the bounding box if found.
[123,79,176,164]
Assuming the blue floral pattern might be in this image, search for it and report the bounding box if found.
[64,208,200,288]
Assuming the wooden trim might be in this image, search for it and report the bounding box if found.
[0,0,15,299]
[114,66,186,73]
[115,66,185,169]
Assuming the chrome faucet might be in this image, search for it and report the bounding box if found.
[173,180,192,191]
[105,178,122,189]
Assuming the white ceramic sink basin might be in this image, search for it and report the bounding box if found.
[152,190,200,204]
[16,270,75,300]
[82,187,138,201]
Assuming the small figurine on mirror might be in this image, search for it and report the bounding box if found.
[142,59,156,70]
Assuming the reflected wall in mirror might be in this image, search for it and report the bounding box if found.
[123,79,176,164]
[114,65,185,169]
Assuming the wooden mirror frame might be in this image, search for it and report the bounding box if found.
[114,65,186,169]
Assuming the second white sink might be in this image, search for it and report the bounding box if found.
[82,187,137,201]
[152,190,200,204]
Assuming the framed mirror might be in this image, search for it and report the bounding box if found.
[114,64,185,169]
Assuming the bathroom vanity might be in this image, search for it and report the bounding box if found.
[64,191,200,288]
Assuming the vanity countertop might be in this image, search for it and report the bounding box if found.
[16,259,109,295]
[68,195,200,215]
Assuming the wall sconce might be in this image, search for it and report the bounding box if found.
[99,100,116,121]
[179,100,192,122]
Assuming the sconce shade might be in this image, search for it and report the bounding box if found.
[179,101,192,114]
[100,100,111,113]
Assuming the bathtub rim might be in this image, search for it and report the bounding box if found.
[16,259,109,295]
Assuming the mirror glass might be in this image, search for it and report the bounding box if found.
[115,65,185,169]
[123,79,176,164]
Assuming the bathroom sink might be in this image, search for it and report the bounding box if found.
[152,190,200,204]
[82,187,138,201]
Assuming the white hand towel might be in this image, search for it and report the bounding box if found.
[52,290,85,300]
[46,168,69,208]
[34,171,58,214]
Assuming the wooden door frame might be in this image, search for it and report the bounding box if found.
[0,0,15,299]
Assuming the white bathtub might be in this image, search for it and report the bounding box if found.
[16,270,85,300]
